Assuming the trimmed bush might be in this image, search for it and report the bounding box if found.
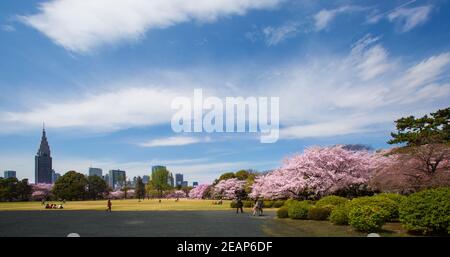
[230,201,237,208]
[277,206,289,219]
[348,205,389,232]
[307,206,332,220]
[243,200,254,208]
[399,187,450,235]
[284,199,297,207]
[330,204,350,225]
[288,201,312,219]
[272,200,285,208]
[263,200,274,208]
[316,195,348,209]
[349,196,398,221]
[376,193,406,205]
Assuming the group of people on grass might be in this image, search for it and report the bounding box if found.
[44,203,64,209]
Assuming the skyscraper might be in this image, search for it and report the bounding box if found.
[108,169,126,189]
[89,167,103,177]
[142,175,150,184]
[4,170,16,179]
[151,165,166,174]
[175,173,183,187]
[35,127,52,184]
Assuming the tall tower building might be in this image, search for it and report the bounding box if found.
[35,126,53,184]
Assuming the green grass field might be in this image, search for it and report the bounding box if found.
[0,199,238,211]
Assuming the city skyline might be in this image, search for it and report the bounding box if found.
[1,0,449,183]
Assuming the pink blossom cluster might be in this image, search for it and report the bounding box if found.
[213,178,246,200]
[188,184,210,199]
[31,183,53,200]
[126,189,135,198]
[250,145,391,199]
[109,190,124,199]
[166,190,187,198]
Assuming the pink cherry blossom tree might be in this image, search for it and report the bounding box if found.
[213,178,246,200]
[31,183,53,201]
[188,184,210,199]
[250,145,391,200]
[109,190,124,199]
[165,190,187,198]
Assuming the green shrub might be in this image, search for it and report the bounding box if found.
[230,201,237,208]
[243,200,254,208]
[307,206,332,220]
[284,199,297,207]
[288,201,312,219]
[349,196,398,221]
[263,200,274,208]
[272,200,285,208]
[376,193,406,205]
[399,187,450,235]
[348,205,389,232]
[330,204,350,225]
[277,206,289,219]
[316,195,348,209]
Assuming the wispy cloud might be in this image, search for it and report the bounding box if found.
[138,136,210,147]
[367,1,433,33]
[387,5,432,32]
[263,22,299,46]
[1,35,449,141]
[1,24,15,32]
[264,34,450,139]
[19,0,283,53]
[313,5,367,31]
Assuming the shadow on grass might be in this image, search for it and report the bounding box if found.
[263,219,417,237]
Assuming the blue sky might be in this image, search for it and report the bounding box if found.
[0,0,449,184]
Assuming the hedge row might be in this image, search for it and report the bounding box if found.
[276,188,450,235]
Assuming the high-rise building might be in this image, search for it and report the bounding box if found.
[103,174,109,185]
[35,127,52,184]
[89,167,103,177]
[51,169,61,183]
[182,181,188,187]
[175,173,183,187]
[192,182,198,187]
[168,172,174,187]
[4,170,16,179]
[108,169,126,189]
[151,165,166,174]
[142,175,150,184]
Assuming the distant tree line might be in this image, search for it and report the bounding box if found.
[0,177,32,202]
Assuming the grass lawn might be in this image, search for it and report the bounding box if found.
[0,199,239,211]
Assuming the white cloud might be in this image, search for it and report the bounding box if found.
[263,22,298,46]
[19,0,283,53]
[261,35,450,139]
[388,5,432,32]
[138,136,209,147]
[1,35,449,141]
[313,6,365,31]
[1,86,185,133]
[387,5,432,32]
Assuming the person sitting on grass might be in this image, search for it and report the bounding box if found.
[45,203,50,209]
